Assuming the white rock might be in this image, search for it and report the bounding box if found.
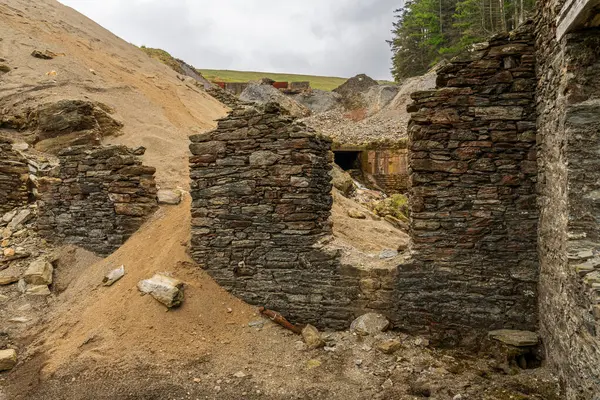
[488,329,539,347]
[23,259,53,285]
[26,285,51,296]
[137,274,184,308]
[8,317,30,323]
[301,324,325,349]
[350,313,390,336]
[233,371,246,378]
[0,349,17,371]
[2,210,17,224]
[103,265,125,286]
[157,189,182,205]
[7,209,32,230]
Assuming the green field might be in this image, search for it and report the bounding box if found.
[138,47,394,91]
[197,69,349,91]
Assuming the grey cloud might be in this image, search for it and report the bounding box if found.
[59,0,398,80]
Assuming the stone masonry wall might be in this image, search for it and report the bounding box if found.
[404,21,539,336]
[536,0,600,396]
[36,145,158,254]
[0,138,29,214]
[189,103,366,329]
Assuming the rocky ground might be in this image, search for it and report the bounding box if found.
[0,200,561,400]
[301,71,437,146]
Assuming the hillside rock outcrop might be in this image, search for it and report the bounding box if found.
[239,82,310,118]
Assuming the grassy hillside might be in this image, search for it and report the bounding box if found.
[139,46,185,74]
[198,69,348,91]
[138,47,395,91]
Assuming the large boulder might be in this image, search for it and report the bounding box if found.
[23,259,53,285]
[138,274,184,308]
[330,164,355,196]
[239,82,310,118]
[350,313,390,335]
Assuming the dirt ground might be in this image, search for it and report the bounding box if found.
[1,198,561,400]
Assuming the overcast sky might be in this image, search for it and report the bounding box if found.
[58,0,399,80]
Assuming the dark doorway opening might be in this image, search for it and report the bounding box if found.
[334,151,361,171]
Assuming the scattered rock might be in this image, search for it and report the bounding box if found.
[23,259,53,285]
[3,248,15,257]
[157,189,182,205]
[294,340,307,351]
[488,329,539,347]
[26,285,51,296]
[350,313,390,335]
[137,274,184,308]
[306,359,322,369]
[302,324,325,349]
[7,209,32,231]
[233,371,246,378]
[408,379,432,397]
[347,209,366,219]
[0,64,10,73]
[132,146,146,156]
[8,317,30,323]
[2,210,17,224]
[31,49,55,59]
[0,349,17,371]
[248,320,265,329]
[376,339,402,354]
[381,378,393,390]
[379,249,398,259]
[330,164,355,196]
[103,265,125,286]
[0,276,19,286]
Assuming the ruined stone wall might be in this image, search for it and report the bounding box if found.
[404,22,539,336]
[189,103,362,328]
[536,0,600,396]
[0,138,29,214]
[36,145,158,254]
